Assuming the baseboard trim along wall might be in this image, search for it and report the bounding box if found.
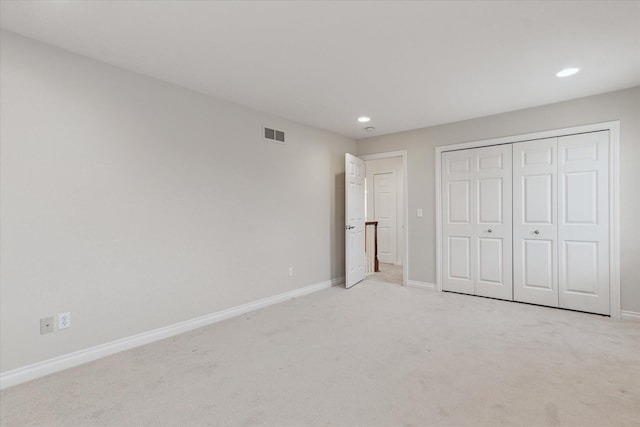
[0,277,344,390]
[620,310,640,321]
[406,280,437,290]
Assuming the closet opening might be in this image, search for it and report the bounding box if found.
[435,122,620,318]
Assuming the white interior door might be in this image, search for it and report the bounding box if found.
[442,149,475,295]
[373,172,397,264]
[558,131,610,315]
[474,145,512,300]
[345,153,365,288]
[513,138,559,307]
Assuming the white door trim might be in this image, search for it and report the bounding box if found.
[360,150,409,287]
[435,121,621,318]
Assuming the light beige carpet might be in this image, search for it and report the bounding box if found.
[368,262,403,285]
[1,279,639,426]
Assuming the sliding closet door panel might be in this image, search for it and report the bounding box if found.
[442,150,475,294]
[558,131,610,315]
[513,138,558,307]
[474,145,512,300]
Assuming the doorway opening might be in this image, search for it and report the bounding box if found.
[368,263,404,285]
[362,151,408,286]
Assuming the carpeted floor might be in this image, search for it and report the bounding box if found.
[368,262,403,285]
[1,279,639,426]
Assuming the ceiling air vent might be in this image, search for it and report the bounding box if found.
[263,126,285,144]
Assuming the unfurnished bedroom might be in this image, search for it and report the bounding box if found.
[0,1,639,426]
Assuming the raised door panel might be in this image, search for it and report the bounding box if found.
[478,178,502,224]
[474,144,512,300]
[523,239,554,289]
[448,181,471,223]
[442,150,475,295]
[564,172,597,224]
[513,138,558,307]
[558,131,609,314]
[449,237,471,280]
[524,174,553,224]
[478,237,502,284]
[563,241,599,294]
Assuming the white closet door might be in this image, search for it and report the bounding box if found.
[474,145,512,300]
[513,138,559,307]
[442,145,511,299]
[442,149,475,294]
[558,131,610,315]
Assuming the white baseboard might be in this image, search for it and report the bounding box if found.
[620,310,640,321]
[0,277,344,390]
[406,280,437,290]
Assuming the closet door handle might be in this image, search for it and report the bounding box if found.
[534,230,540,235]
[487,229,493,233]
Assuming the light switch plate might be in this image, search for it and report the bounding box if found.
[40,317,54,334]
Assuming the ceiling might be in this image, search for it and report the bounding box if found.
[1,1,639,139]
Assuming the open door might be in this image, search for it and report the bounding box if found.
[345,153,366,288]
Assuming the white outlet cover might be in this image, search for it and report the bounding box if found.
[58,312,71,329]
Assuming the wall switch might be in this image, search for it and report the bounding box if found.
[58,312,71,329]
[40,317,54,335]
[417,208,423,217]
[288,267,294,277]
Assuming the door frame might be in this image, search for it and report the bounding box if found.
[435,121,621,318]
[360,150,409,287]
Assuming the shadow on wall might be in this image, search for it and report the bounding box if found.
[331,172,345,279]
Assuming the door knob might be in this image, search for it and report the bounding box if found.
[344,225,355,230]
[487,229,493,233]
[534,230,540,235]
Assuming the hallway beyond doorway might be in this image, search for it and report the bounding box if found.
[369,262,402,285]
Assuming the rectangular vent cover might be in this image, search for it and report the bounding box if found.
[263,126,285,144]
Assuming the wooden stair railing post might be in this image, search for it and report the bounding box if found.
[365,221,379,273]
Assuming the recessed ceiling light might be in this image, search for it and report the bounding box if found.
[357,116,371,123]
[556,67,580,78]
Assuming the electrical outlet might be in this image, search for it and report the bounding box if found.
[288,267,294,277]
[40,317,54,335]
[58,312,71,330]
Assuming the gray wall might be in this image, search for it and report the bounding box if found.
[357,86,640,313]
[0,32,355,373]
